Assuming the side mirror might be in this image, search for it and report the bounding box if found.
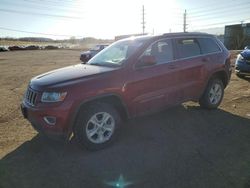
[137,55,157,67]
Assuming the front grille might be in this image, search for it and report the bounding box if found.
[25,87,38,106]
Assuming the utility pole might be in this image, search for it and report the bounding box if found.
[241,20,246,27]
[183,9,187,32]
[142,5,146,34]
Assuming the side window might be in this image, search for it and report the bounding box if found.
[197,38,221,54]
[143,39,174,64]
[175,38,201,59]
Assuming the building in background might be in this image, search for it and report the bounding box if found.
[224,23,250,50]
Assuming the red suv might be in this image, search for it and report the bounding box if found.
[21,32,231,150]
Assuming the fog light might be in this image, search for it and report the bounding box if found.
[43,116,56,126]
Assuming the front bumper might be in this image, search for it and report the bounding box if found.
[21,101,74,140]
[235,69,250,76]
[235,60,250,76]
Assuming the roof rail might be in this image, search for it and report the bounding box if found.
[162,32,210,36]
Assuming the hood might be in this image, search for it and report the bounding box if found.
[30,64,116,88]
[240,49,250,60]
[81,50,100,55]
[81,50,91,55]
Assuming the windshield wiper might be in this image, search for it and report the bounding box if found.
[103,61,121,67]
[89,62,103,66]
[89,62,120,67]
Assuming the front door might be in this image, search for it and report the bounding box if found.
[125,39,182,116]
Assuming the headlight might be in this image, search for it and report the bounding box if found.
[41,92,67,102]
[237,54,244,61]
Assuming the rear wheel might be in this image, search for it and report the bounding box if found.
[74,103,121,150]
[199,78,224,109]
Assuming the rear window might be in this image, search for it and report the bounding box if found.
[175,38,201,59]
[198,38,221,54]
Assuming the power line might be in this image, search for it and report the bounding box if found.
[188,0,246,13]
[0,8,83,19]
[189,2,250,17]
[22,0,87,10]
[0,26,84,38]
[185,2,250,32]
[50,0,84,3]
[190,17,250,30]
[1,0,85,15]
[34,0,86,6]
[188,9,250,22]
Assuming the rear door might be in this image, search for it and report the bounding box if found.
[172,37,206,101]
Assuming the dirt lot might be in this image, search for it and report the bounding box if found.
[0,50,250,188]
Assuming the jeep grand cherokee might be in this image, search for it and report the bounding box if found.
[21,32,232,150]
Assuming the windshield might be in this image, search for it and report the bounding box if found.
[87,39,144,67]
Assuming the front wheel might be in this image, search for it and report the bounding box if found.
[74,103,121,150]
[199,78,224,109]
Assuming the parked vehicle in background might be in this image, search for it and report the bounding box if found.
[21,32,231,150]
[8,45,26,51]
[80,44,108,63]
[244,45,250,50]
[235,46,250,78]
[0,46,8,52]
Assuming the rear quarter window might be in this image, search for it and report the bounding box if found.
[197,38,221,54]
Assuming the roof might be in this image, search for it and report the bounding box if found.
[162,32,212,37]
[117,32,214,42]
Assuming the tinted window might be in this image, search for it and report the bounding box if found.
[175,38,201,59]
[198,38,221,54]
[143,39,173,64]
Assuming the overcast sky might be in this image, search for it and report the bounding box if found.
[0,0,249,39]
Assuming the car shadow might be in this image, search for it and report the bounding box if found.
[1,105,250,188]
[242,76,250,82]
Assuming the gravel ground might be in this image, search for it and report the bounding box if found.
[0,50,249,188]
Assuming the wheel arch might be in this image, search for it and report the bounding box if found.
[199,71,226,109]
[199,70,228,103]
[210,70,229,88]
[69,94,129,134]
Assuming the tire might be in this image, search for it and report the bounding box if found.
[74,103,121,150]
[199,78,224,109]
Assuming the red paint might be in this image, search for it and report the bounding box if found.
[21,33,231,139]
